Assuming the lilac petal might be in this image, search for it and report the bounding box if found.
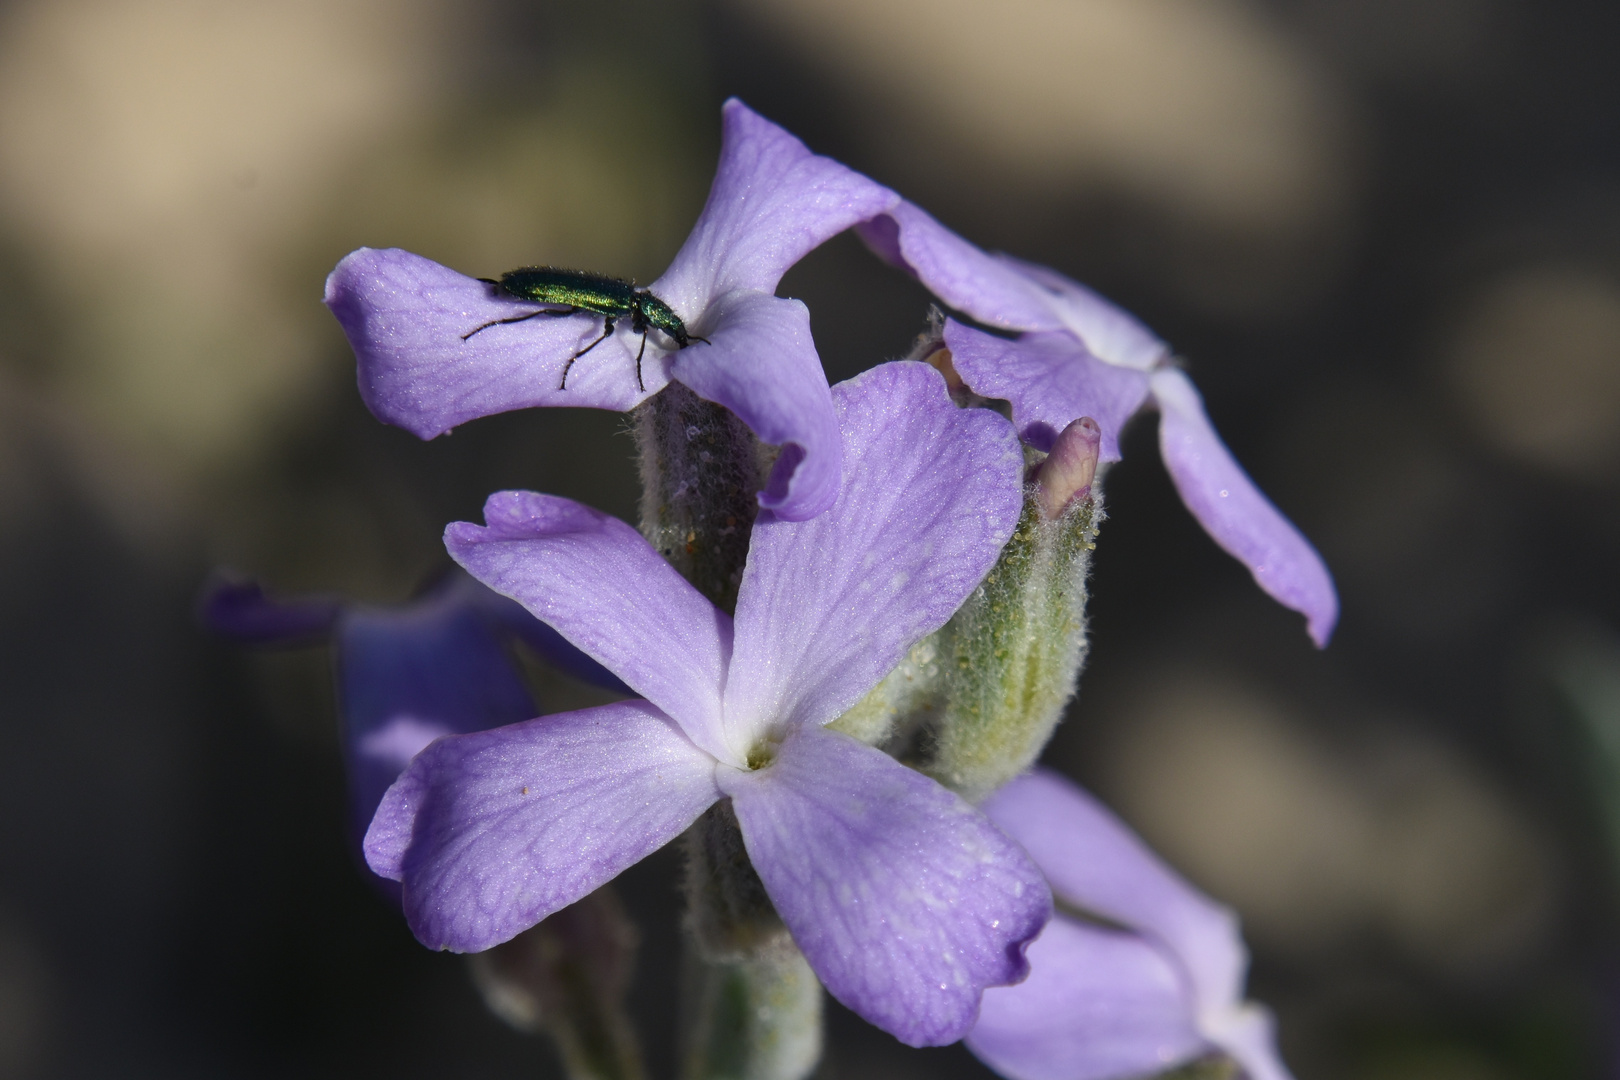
[200,579,340,644]
[365,700,720,952]
[982,770,1246,1020]
[326,248,661,439]
[445,492,734,760]
[461,576,629,693]
[1150,369,1338,646]
[653,99,898,313]
[856,202,1063,332]
[944,320,1151,460]
[991,256,1168,372]
[722,362,1023,748]
[1208,1006,1296,1080]
[338,584,538,831]
[667,291,841,521]
[720,726,1050,1047]
[966,916,1209,1080]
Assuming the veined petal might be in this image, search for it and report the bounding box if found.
[459,575,629,693]
[966,917,1209,1080]
[945,320,1152,461]
[992,256,1168,372]
[857,201,1063,332]
[364,701,720,952]
[446,491,734,760]
[982,770,1246,1020]
[720,727,1050,1047]
[654,99,899,312]
[338,580,538,833]
[722,362,1022,749]
[668,291,841,521]
[326,248,663,438]
[1150,369,1338,647]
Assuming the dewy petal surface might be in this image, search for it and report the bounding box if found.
[720,726,1051,1048]
[982,770,1246,1019]
[967,917,1208,1080]
[654,99,898,312]
[945,320,1151,460]
[1150,368,1338,647]
[722,362,1023,747]
[668,290,841,520]
[326,248,661,438]
[446,492,734,760]
[365,700,720,952]
[857,202,1064,332]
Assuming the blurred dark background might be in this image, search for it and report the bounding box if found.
[0,0,1617,1076]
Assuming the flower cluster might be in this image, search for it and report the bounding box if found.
[223,99,1334,1078]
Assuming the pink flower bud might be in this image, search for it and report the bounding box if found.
[1036,417,1101,519]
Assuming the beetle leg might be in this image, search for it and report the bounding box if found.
[559,317,616,390]
[461,305,581,341]
[634,332,649,392]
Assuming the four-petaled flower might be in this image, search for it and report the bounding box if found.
[324,99,899,522]
[858,204,1338,645]
[968,769,1293,1080]
[362,362,1052,1047]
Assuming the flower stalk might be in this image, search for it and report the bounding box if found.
[678,942,822,1080]
[635,381,767,616]
[637,382,823,1080]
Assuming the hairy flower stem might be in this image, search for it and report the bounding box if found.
[679,944,822,1080]
[635,385,823,1080]
[635,381,768,616]
[679,804,823,1080]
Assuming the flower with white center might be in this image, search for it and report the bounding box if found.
[363,362,1051,1047]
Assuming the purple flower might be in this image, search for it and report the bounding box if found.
[362,362,1052,1046]
[859,204,1337,645]
[324,100,899,522]
[967,769,1292,1080]
[203,571,625,843]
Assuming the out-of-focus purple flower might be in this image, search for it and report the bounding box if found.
[859,204,1337,645]
[967,769,1292,1080]
[363,362,1051,1047]
[325,100,899,522]
[203,571,626,843]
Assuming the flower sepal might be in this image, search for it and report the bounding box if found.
[913,422,1104,803]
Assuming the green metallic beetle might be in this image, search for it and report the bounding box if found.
[462,267,707,391]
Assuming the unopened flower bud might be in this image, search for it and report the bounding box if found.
[1035,417,1101,519]
[469,887,645,1080]
[915,469,1104,803]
